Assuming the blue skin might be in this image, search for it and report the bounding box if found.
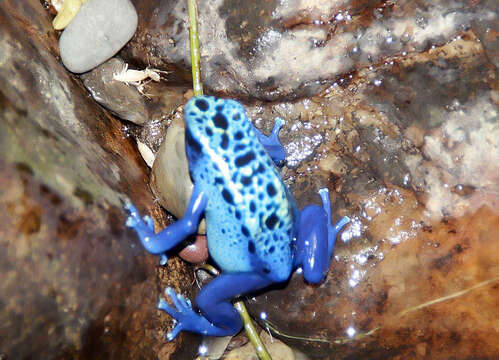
[126,95,350,340]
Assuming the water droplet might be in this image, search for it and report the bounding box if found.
[346,326,356,337]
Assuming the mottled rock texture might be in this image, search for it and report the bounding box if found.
[123,0,497,100]
[0,1,198,359]
[243,29,499,360]
[5,0,496,359]
[121,5,497,356]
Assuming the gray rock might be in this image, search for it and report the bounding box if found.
[59,0,138,73]
[81,58,149,124]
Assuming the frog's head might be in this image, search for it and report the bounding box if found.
[183,95,248,166]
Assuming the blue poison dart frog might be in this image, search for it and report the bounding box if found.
[126,95,350,340]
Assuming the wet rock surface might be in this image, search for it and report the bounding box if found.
[4,0,498,359]
[124,0,497,100]
[243,29,498,360]
[0,1,198,359]
[124,25,497,358]
[249,207,498,359]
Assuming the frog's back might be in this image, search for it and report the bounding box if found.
[184,96,295,282]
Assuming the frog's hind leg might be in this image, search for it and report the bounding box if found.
[125,185,207,255]
[158,273,272,339]
[294,188,350,283]
[253,117,286,164]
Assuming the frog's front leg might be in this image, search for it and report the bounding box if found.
[293,188,350,283]
[158,273,272,340]
[253,117,286,164]
[125,185,207,255]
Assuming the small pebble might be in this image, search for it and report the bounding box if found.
[136,140,155,167]
[52,0,86,30]
[59,0,138,73]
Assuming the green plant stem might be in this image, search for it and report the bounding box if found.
[187,2,271,359]
[234,301,273,360]
[187,0,203,96]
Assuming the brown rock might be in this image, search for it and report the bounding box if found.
[244,29,498,360]
[80,58,150,125]
[0,1,198,358]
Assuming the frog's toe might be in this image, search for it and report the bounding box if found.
[166,324,183,341]
[166,287,192,310]
[125,202,141,227]
[143,214,154,231]
[158,298,179,318]
[272,117,285,135]
[333,216,350,232]
[124,202,137,214]
[158,287,206,339]
[125,214,140,228]
[159,254,168,266]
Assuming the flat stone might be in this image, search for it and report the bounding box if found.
[80,58,149,124]
[59,0,137,73]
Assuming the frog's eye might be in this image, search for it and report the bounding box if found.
[195,99,209,111]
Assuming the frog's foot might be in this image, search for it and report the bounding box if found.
[125,203,170,264]
[318,188,350,257]
[158,287,235,340]
[294,188,350,283]
[125,202,155,236]
[125,187,207,256]
[254,117,286,165]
